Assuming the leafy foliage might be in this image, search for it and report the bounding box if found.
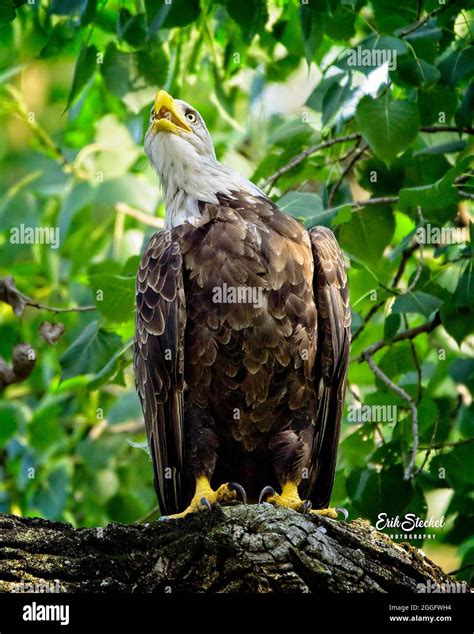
[0,0,472,580]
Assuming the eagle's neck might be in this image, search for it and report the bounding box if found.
[148,134,261,229]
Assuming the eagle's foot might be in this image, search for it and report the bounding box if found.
[302,502,349,521]
[258,483,303,510]
[258,482,348,521]
[160,477,246,520]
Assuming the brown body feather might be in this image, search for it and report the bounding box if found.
[134,191,350,514]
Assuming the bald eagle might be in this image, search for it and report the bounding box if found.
[134,91,351,520]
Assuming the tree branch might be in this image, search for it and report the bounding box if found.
[351,312,441,364]
[418,436,474,451]
[263,125,473,192]
[328,141,368,208]
[0,506,463,593]
[115,203,165,228]
[263,133,362,189]
[365,353,419,480]
[22,295,96,314]
[420,126,474,135]
[398,0,455,37]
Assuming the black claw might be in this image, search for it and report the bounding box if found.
[302,500,312,514]
[335,507,349,521]
[158,515,170,522]
[258,485,276,504]
[228,482,247,504]
[199,497,212,512]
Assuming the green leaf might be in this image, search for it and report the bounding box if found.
[440,304,474,346]
[393,56,440,87]
[356,94,420,165]
[38,24,75,59]
[338,206,395,267]
[430,443,474,489]
[322,74,352,126]
[146,0,200,30]
[101,43,168,107]
[277,192,323,220]
[64,44,97,112]
[439,47,474,85]
[331,204,353,227]
[50,0,84,15]
[0,402,27,446]
[371,0,417,33]
[449,359,474,394]
[219,0,268,43]
[59,321,123,381]
[118,10,147,48]
[89,273,135,323]
[392,291,442,318]
[88,340,132,390]
[456,82,474,129]
[0,0,16,24]
[346,464,418,525]
[384,313,401,342]
[418,85,458,126]
[455,269,474,309]
[414,140,467,156]
[32,460,72,518]
[300,5,324,65]
[80,0,96,26]
[324,4,355,41]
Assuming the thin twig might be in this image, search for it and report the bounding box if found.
[405,316,423,402]
[418,436,474,451]
[365,353,418,480]
[351,196,399,208]
[21,294,96,314]
[416,0,423,20]
[415,417,439,476]
[328,141,368,208]
[263,133,362,189]
[351,312,441,363]
[458,190,474,200]
[420,126,474,135]
[116,203,165,228]
[404,206,424,295]
[264,125,473,192]
[399,0,454,37]
[352,239,422,343]
[392,243,420,288]
[3,85,86,179]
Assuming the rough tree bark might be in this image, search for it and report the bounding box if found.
[0,505,462,593]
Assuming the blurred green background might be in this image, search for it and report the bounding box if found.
[0,0,473,582]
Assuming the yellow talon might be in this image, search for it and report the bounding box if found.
[260,481,346,520]
[161,476,245,520]
[265,481,304,510]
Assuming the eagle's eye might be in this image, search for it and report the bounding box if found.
[185,112,197,124]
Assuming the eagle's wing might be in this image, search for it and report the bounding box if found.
[305,226,351,509]
[134,230,186,516]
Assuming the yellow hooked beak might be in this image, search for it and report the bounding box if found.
[151,90,192,134]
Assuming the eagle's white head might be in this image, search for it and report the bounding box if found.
[145,90,261,228]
